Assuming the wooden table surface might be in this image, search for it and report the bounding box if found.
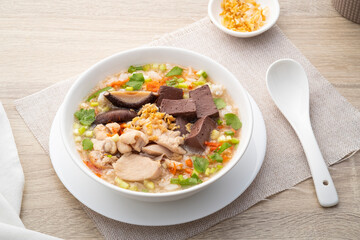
[1,0,359,239]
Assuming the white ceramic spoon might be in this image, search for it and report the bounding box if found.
[266,59,339,207]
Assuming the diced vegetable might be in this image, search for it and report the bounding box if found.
[185,159,192,168]
[144,180,155,190]
[196,70,208,79]
[74,136,82,142]
[115,177,130,189]
[129,185,139,191]
[86,86,112,102]
[151,63,159,70]
[210,129,220,140]
[193,157,209,173]
[128,65,143,73]
[142,64,151,71]
[159,64,167,72]
[193,77,206,86]
[224,113,242,130]
[111,133,120,142]
[125,86,134,91]
[126,73,145,90]
[213,98,226,110]
[84,131,93,138]
[73,128,80,136]
[74,109,96,126]
[78,126,87,135]
[230,138,239,144]
[82,138,93,150]
[166,66,183,77]
[224,130,235,136]
[145,78,152,82]
[218,135,232,142]
[177,83,188,89]
[90,102,99,107]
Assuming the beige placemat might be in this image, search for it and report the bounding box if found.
[15,17,360,240]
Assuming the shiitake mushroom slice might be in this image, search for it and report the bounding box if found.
[104,91,158,109]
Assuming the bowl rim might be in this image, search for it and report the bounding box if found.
[60,46,254,199]
[208,0,280,38]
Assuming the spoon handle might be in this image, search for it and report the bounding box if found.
[294,119,339,207]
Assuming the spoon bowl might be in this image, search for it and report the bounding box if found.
[266,59,339,207]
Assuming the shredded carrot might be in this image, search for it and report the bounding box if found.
[205,141,221,148]
[169,162,177,175]
[185,159,193,167]
[222,155,231,163]
[184,168,193,175]
[209,146,219,151]
[83,160,102,177]
[146,79,166,92]
[217,125,224,129]
[108,79,129,89]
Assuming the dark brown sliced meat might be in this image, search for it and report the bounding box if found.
[156,86,183,106]
[104,91,157,109]
[93,109,136,125]
[160,99,196,119]
[189,85,219,118]
[184,116,216,152]
[175,116,189,136]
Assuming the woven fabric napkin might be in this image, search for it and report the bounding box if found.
[15,17,360,240]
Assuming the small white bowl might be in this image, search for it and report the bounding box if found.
[60,47,253,202]
[208,0,280,38]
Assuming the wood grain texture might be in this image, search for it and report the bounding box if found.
[0,0,359,239]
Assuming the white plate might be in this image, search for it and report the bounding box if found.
[49,94,266,226]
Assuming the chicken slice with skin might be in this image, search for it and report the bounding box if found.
[116,129,149,153]
[113,153,161,182]
[88,150,118,169]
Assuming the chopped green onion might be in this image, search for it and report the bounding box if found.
[87,86,112,102]
[125,86,134,91]
[225,131,235,136]
[74,136,82,142]
[142,64,151,71]
[170,173,202,186]
[111,133,120,142]
[107,154,112,158]
[216,119,223,125]
[145,78,152,82]
[205,168,211,176]
[177,78,185,83]
[73,123,81,129]
[210,167,216,174]
[78,126,87,135]
[151,63,159,70]
[115,177,130,189]
[196,70,208,79]
[193,78,206,86]
[159,64,166,72]
[90,102,99,107]
[177,83,188,89]
[84,130,93,138]
[230,138,240,144]
[129,185,139,191]
[73,128,80,136]
[144,180,155,190]
[216,165,223,171]
[210,129,220,140]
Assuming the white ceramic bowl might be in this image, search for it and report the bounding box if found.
[60,47,253,202]
[208,0,280,38]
